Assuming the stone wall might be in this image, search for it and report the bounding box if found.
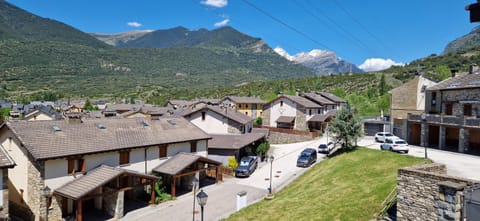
[227,119,243,134]
[295,108,307,131]
[267,131,314,144]
[262,106,271,127]
[397,163,477,221]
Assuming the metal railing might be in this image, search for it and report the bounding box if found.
[408,114,480,127]
[376,187,397,219]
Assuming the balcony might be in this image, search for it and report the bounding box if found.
[408,114,478,127]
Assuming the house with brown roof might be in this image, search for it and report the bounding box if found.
[0,117,214,221]
[167,99,221,110]
[180,105,255,134]
[222,96,266,118]
[262,95,323,131]
[120,106,169,120]
[301,92,338,113]
[407,71,480,154]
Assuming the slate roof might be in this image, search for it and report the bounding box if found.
[180,105,254,125]
[24,105,63,120]
[302,93,335,105]
[120,106,169,117]
[276,116,296,123]
[0,146,15,169]
[427,73,480,91]
[318,92,345,103]
[270,95,322,109]
[208,133,266,150]
[4,117,211,161]
[224,96,266,104]
[308,110,336,122]
[152,152,221,176]
[55,165,158,200]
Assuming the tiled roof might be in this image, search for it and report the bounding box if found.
[55,165,158,199]
[282,95,322,108]
[276,116,296,123]
[120,106,169,117]
[302,93,335,105]
[180,105,254,125]
[224,96,266,104]
[318,92,345,103]
[0,146,15,169]
[427,73,480,91]
[5,117,211,161]
[208,133,266,150]
[308,110,336,122]
[152,152,221,176]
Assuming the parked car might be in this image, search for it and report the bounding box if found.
[380,138,409,153]
[297,148,317,167]
[318,142,335,154]
[235,156,258,177]
[375,132,399,142]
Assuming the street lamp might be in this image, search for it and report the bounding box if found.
[43,186,51,221]
[421,112,428,159]
[268,155,274,195]
[192,177,199,221]
[196,189,208,221]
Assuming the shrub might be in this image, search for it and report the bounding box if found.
[227,156,238,170]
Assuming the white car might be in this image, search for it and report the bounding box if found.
[380,138,409,153]
[374,132,399,142]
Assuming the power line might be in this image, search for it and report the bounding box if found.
[240,0,334,51]
[302,0,377,56]
[333,0,390,51]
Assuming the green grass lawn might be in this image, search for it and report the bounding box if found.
[225,147,428,221]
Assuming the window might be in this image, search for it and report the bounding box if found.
[119,151,130,165]
[318,109,321,114]
[201,112,206,121]
[280,101,283,107]
[67,158,86,174]
[190,141,197,153]
[245,112,248,115]
[465,104,473,116]
[238,104,242,108]
[159,144,167,158]
[309,110,312,116]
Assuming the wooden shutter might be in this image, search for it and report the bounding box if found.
[68,159,75,174]
[119,151,130,165]
[159,144,167,158]
[79,159,86,173]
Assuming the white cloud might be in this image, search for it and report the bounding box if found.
[201,0,228,8]
[273,46,294,61]
[127,22,142,27]
[359,58,405,72]
[214,18,230,27]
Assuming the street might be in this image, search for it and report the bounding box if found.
[121,135,480,221]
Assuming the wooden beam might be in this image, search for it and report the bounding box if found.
[77,199,83,221]
[172,178,176,197]
[150,182,155,204]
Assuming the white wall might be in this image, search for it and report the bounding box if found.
[417,77,437,110]
[188,110,229,134]
[27,113,54,121]
[269,98,297,127]
[0,169,3,207]
[0,133,29,203]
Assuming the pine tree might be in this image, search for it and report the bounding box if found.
[327,103,364,150]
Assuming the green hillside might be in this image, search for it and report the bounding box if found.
[0,1,109,48]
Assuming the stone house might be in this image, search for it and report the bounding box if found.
[23,105,63,121]
[0,117,212,221]
[407,72,480,154]
[389,75,437,139]
[222,96,266,119]
[180,105,254,134]
[120,106,169,120]
[262,95,322,131]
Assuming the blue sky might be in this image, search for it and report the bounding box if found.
[7,0,478,70]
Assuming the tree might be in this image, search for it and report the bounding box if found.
[83,98,94,111]
[379,73,386,96]
[327,103,364,150]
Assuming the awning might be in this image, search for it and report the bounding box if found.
[54,165,159,200]
[208,133,266,150]
[276,116,295,124]
[308,110,336,122]
[152,152,221,176]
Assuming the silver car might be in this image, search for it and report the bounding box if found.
[380,138,409,153]
[375,132,399,143]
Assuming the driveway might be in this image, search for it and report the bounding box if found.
[358,136,480,181]
[121,137,329,221]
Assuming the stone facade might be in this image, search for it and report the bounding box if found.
[262,107,271,127]
[295,108,307,131]
[267,131,315,144]
[397,163,478,221]
[227,119,242,134]
[11,160,62,221]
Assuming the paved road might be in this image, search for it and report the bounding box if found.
[358,136,480,181]
[121,135,480,221]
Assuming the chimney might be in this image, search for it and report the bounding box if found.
[469,63,477,74]
[295,89,301,96]
[451,69,458,78]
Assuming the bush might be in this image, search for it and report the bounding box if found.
[254,117,262,126]
[255,142,270,155]
[227,156,238,170]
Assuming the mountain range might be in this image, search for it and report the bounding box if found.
[443,26,480,55]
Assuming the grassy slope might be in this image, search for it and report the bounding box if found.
[226,148,427,221]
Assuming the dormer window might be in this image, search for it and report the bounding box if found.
[280,101,284,107]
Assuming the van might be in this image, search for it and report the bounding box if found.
[296,148,317,167]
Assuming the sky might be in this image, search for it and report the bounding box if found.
[7,0,479,71]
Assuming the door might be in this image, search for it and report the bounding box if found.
[465,184,480,220]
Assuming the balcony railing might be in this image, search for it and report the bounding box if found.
[408,113,479,127]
